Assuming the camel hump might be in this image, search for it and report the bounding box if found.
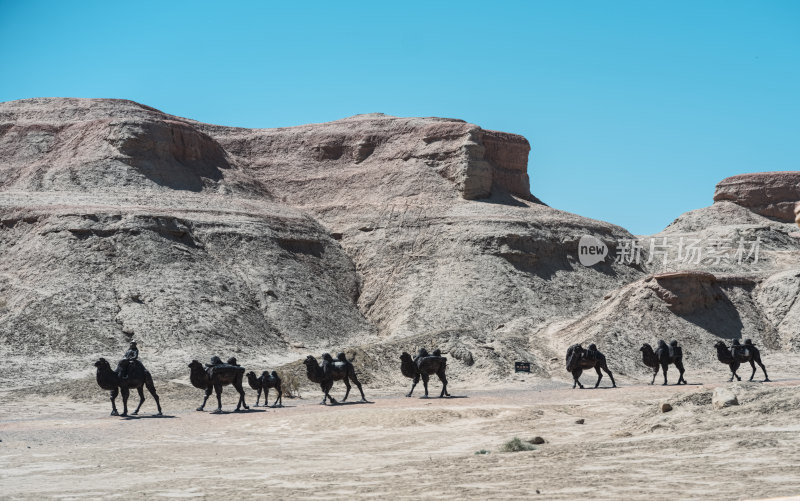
[207,363,245,378]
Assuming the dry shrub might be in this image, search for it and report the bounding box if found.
[279,371,302,398]
[500,437,536,452]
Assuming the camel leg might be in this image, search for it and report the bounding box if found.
[109,388,119,416]
[132,385,145,415]
[349,370,367,402]
[601,362,616,388]
[661,363,669,385]
[728,362,739,382]
[326,380,338,405]
[748,360,757,382]
[198,387,212,411]
[406,374,420,397]
[650,366,658,385]
[145,373,162,415]
[572,369,584,389]
[212,382,223,414]
[438,369,450,397]
[342,377,351,402]
[675,360,687,384]
[274,385,283,407]
[421,373,430,397]
[120,386,130,417]
[322,381,337,405]
[255,387,262,407]
[234,381,248,411]
[755,355,770,382]
[594,365,603,388]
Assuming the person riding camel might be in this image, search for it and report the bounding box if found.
[668,340,681,359]
[206,356,223,368]
[413,348,430,364]
[731,339,744,359]
[120,341,139,379]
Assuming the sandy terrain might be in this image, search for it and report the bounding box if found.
[2,367,800,501]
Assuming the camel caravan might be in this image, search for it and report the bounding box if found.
[93,338,770,417]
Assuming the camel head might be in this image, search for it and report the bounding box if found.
[640,343,652,352]
[94,357,110,369]
[400,352,412,362]
[246,371,257,380]
[714,341,727,349]
[188,360,203,370]
[303,355,318,367]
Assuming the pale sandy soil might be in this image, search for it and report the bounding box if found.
[2,367,800,501]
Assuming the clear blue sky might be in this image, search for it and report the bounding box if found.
[1,1,798,234]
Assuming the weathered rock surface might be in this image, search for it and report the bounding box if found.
[713,172,800,222]
[1,97,799,387]
[0,98,642,382]
[712,387,739,409]
[796,201,800,228]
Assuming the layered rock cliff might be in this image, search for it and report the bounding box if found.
[1,98,798,386]
[713,171,800,222]
[0,98,639,379]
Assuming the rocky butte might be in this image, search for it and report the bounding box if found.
[0,97,798,383]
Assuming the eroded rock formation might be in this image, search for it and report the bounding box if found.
[0,98,639,380]
[1,97,798,386]
[713,172,800,222]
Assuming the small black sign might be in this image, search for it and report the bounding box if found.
[515,361,530,373]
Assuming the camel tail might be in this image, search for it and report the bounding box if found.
[144,371,158,395]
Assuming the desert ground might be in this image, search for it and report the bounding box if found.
[2,362,800,501]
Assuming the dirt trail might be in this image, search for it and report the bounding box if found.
[2,377,800,500]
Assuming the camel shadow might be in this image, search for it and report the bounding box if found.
[122,414,176,420]
[418,395,469,399]
[205,408,267,415]
[329,400,375,406]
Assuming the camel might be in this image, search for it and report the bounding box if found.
[400,349,450,397]
[565,344,616,389]
[94,357,162,417]
[640,340,687,385]
[246,370,283,407]
[714,340,770,382]
[303,353,366,405]
[188,358,248,413]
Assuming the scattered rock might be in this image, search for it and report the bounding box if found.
[712,387,739,409]
[575,419,585,424]
[660,402,673,413]
[529,436,546,444]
